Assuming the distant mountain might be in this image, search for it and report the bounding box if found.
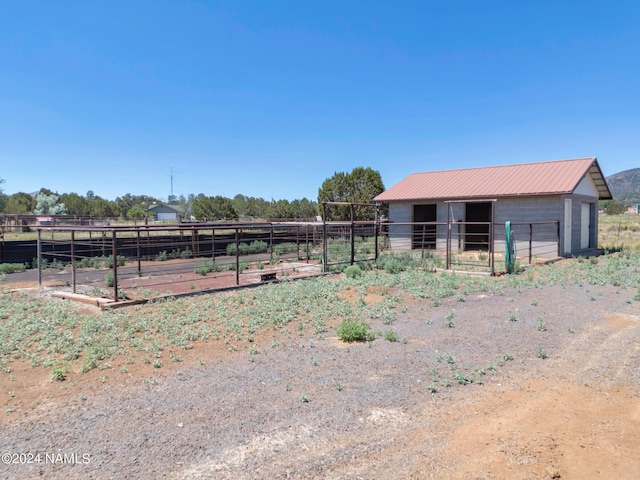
[606,168,640,206]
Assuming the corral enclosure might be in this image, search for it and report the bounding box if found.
[24,212,563,305]
[31,221,379,304]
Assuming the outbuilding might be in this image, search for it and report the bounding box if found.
[374,157,612,258]
[147,204,180,222]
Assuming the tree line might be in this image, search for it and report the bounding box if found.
[0,167,386,221]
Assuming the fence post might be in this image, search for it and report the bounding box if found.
[446,206,451,270]
[322,204,328,272]
[305,225,309,263]
[37,229,42,287]
[490,201,496,276]
[350,222,355,265]
[374,206,379,263]
[136,230,141,276]
[235,228,240,286]
[71,230,76,294]
[212,228,216,263]
[269,226,274,263]
[112,230,118,301]
[529,223,533,264]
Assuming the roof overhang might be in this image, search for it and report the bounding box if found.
[588,158,613,200]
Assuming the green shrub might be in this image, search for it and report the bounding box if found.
[337,320,371,342]
[248,240,269,254]
[0,263,27,274]
[226,241,269,256]
[156,250,168,261]
[345,265,363,279]
[104,273,114,287]
[76,257,104,269]
[51,363,68,381]
[104,255,126,268]
[194,260,214,276]
[377,253,413,274]
[273,242,298,255]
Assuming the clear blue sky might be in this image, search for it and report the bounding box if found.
[1,0,638,202]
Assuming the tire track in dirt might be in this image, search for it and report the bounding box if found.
[406,312,640,479]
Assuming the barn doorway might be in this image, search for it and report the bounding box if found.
[464,202,492,251]
[413,204,436,249]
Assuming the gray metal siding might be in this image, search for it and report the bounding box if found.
[386,191,600,257]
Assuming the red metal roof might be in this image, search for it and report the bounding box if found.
[375,157,612,202]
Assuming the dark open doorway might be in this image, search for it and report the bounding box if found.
[413,204,436,249]
[464,202,491,251]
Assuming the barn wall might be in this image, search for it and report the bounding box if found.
[494,196,562,258]
[386,190,600,257]
[566,193,599,254]
[387,203,412,249]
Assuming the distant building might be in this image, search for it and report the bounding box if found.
[147,204,180,222]
[35,216,53,226]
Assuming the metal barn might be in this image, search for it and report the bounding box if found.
[375,157,612,259]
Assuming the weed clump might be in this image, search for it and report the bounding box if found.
[345,265,363,279]
[337,320,371,342]
[0,263,27,274]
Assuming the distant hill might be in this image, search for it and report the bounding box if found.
[606,168,640,206]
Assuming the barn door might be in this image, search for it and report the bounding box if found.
[564,199,572,255]
[413,204,436,249]
[581,203,591,249]
[465,202,491,251]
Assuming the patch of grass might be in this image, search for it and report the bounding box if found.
[536,317,547,332]
[384,330,398,342]
[444,311,455,328]
[51,363,68,381]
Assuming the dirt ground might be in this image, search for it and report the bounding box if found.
[1,271,639,479]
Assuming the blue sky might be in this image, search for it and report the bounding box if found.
[1,0,638,202]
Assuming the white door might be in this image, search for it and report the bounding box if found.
[581,203,591,249]
[564,199,572,254]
